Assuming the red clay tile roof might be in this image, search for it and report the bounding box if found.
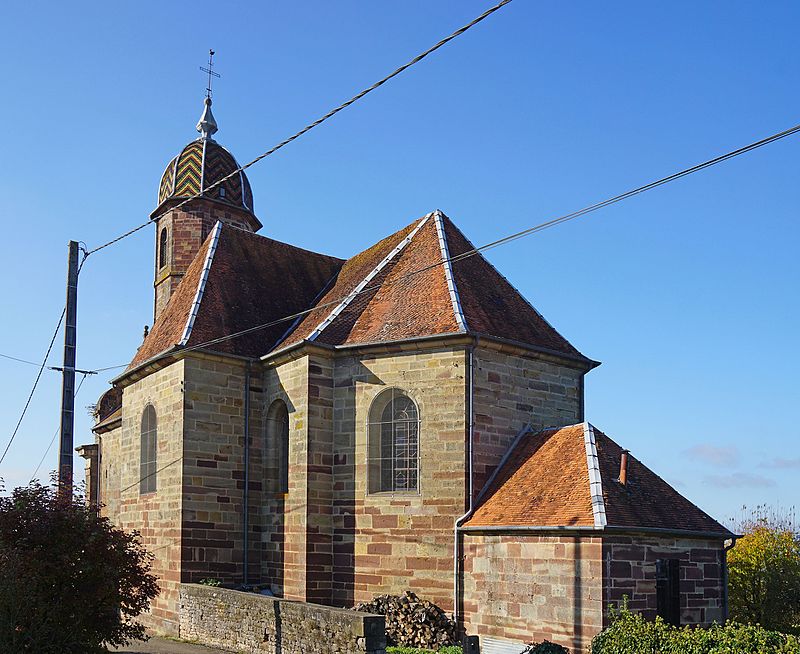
[593,426,730,534]
[277,214,462,349]
[275,211,590,360]
[184,225,342,357]
[443,217,586,360]
[467,425,596,527]
[129,235,214,368]
[127,210,591,370]
[465,423,731,536]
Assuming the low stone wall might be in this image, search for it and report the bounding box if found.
[179,584,386,654]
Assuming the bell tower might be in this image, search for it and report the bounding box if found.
[151,52,260,320]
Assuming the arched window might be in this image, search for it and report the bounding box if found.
[158,227,168,269]
[266,399,290,494]
[368,389,419,494]
[140,404,157,494]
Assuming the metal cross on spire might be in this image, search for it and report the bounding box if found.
[200,49,221,99]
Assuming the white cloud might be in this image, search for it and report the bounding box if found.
[683,443,739,467]
[703,472,776,489]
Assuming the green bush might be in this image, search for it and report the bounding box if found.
[591,604,800,654]
[727,514,800,634]
[0,481,159,653]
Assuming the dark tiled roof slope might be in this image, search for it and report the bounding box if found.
[443,217,586,360]
[594,427,730,534]
[129,224,342,368]
[465,423,731,536]
[185,226,343,356]
[130,235,214,368]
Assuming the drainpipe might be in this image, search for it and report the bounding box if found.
[243,360,252,586]
[453,342,476,631]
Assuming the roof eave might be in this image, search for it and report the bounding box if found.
[472,332,600,371]
[459,524,734,540]
[263,332,475,364]
[149,196,262,230]
[92,414,122,434]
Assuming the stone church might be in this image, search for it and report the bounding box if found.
[80,97,733,652]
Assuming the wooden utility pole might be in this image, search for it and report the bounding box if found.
[58,240,79,495]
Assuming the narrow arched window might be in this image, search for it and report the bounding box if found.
[158,227,168,269]
[368,389,419,494]
[140,404,157,494]
[266,399,290,494]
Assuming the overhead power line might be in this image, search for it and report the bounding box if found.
[0,351,128,376]
[30,373,90,482]
[83,0,514,257]
[0,352,42,367]
[0,250,88,470]
[127,120,800,368]
[0,307,66,467]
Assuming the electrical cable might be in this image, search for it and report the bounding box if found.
[82,0,514,257]
[0,352,41,367]
[129,120,800,368]
[118,457,183,495]
[0,307,66,467]
[29,373,90,482]
[0,248,89,469]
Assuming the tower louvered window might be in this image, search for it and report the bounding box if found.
[368,389,419,494]
[158,227,168,269]
[140,405,157,494]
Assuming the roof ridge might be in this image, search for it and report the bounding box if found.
[583,422,608,528]
[448,218,574,345]
[305,213,432,342]
[433,210,467,332]
[180,221,222,346]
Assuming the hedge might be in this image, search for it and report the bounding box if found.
[592,605,800,654]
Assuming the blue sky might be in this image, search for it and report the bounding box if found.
[0,1,797,525]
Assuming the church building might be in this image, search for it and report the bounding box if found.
[80,96,733,653]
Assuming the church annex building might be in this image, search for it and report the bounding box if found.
[80,97,733,653]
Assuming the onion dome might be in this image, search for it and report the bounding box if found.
[156,97,254,215]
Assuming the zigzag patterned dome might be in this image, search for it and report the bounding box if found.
[156,98,254,214]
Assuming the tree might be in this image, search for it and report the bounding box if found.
[0,480,159,653]
[727,507,800,634]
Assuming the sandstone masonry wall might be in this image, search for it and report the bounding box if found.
[472,346,584,499]
[181,356,264,585]
[602,535,726,626]
[331,347,468,610]
[97,425,122,524]
[462,533,604,653]
[179,584,386,654]
[114,361,186,635]
[262,355,310,600]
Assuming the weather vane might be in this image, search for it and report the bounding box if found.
[200,49,221,99]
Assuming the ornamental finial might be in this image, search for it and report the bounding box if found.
[196,96,218,140]
[197,49,220,139]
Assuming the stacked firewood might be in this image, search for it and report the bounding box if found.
[354,590,457,649]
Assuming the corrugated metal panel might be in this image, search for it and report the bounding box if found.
[480,635,526,654]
